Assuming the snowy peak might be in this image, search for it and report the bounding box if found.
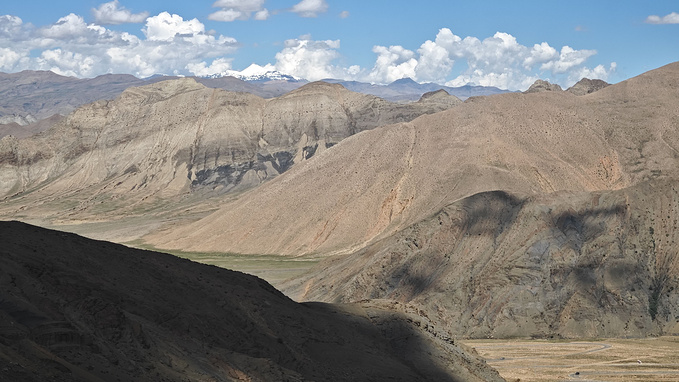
[205,63,301,82]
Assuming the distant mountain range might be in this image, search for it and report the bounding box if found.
[0,69,512,140]
[324,77,511,102]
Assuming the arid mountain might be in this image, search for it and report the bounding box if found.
[0,79,459,224]
[325,77,511,102]
[566,78,610,95]
[284,180,679,339]
[0,71,305,141]
[523,79,563,93]
[0,114,64,139]
[0,70,505,141]
[0,221,502,382]
[0,71,147,121]
[149,62,679,257]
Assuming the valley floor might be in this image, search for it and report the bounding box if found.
[462,336,679,382]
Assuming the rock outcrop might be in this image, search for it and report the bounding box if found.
[567,78,610,96]
[524,79,563,93]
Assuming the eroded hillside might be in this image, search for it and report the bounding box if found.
[0,79,459,225]
[283,179,679,338]
[149,62,679,257]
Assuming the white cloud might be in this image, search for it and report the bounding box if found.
[539,46,596,74]
[291,0,328,17]
[40,13,90,39]
[0,47,23,71]
[567,62,617,84]
[143,12,206,41]
[92,1,149,25]
[646,12,679,24]
[254,9,270,20]
[0,15,25,39]
[366,45,418,83]
[209,0,269,21]
[0,11,238,78]
[339,11,350,19]
[37,49,97,77]
[186,57,233,76]
[0,11,613,90]
[273,36,348,81]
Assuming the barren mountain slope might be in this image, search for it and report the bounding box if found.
[0,221,502,382]
[0,71,148,121]
[0,79,457,224]
[149,62,679,256]
[283,179,679,339]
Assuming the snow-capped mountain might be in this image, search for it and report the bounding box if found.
[206,63,302,82]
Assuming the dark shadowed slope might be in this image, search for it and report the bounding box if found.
[0,221,502,382]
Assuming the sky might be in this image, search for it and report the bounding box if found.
[0,0,677,90]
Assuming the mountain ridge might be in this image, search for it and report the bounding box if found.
[148,62,679,257]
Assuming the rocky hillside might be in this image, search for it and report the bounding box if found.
[0,79,459,222]
[283,179,679,339]
[0,221,502,381]
[149,62,679,257]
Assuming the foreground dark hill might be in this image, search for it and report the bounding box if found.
[150,62,679,256]
[284,179,679,339]
[0,221,501,382]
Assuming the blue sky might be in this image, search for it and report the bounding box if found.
[0,0,677,90]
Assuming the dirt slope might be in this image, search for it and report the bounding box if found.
[0,221,502,382]
[149,62,679,256]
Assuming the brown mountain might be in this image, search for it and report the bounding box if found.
[566,78,610,95]
[0,78,459,227]
[144,62,679,339]
[0,221,502,381]
[283,180,679,339]
[149,62,679,257]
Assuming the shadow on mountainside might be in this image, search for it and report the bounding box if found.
[0,221,501,382]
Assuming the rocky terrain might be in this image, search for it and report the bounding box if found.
[0,79,460,224]
[566,78,610,95]
[0,221,502,381]
[0,70,498,141]
[151,62,678,256]
[2,60,678,345]
[140,62,679,339]
[284,181,679,339]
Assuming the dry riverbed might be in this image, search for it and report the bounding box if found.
[462,336,679,382]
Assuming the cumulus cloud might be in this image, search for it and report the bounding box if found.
[0,10,614,90]
[366,45,418,83]
[143,12,206,41]
[0,47,24,71]
[291,0,328,17]
[92,1,149,25]
[273,36,345,80]
[186,57,233,77]
[209,0,269,21]
[239,28,612,90]
[645,12,679,24]
[0,11,238,78]
[0,15,26,39]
